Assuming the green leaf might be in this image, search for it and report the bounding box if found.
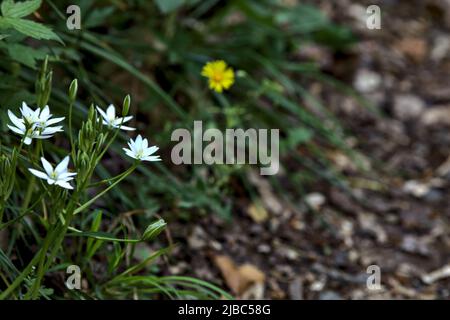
[84,6,115,28]
[274,4,328,33]
[67,227,141,243]
[155,0,185,13]
[67,219,166,243]
[0,17,62,42]
[285,127,313,150]
[2,43,47,68]
[1,0,42,18]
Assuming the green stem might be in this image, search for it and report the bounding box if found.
[86,169,131,189]
[68,100,75,161]
[0,247,42,299]
[0,139,25,224]
[74,164,137,215]
[21,140,42,213]
[0,200,5,225]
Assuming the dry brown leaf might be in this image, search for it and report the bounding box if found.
[213,255,265,296]
[395,37,427,63]
[247,203,269,223]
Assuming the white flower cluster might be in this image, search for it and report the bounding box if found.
[29,156,77,190]
[7,102,64,145]
[6,102,161,190]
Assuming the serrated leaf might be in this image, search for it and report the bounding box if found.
[155,0,185,13]
[1,17,62,42]
[1,0,42,18]
[5,43,47,68]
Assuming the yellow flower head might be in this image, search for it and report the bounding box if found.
[201,60,235,93]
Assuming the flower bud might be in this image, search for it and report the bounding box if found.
[236,70,247,78]
[142,219,166,241]
[88,104,95,122]
[69,79,78,101]
[122,94,131,116]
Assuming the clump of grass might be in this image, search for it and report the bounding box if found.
[0,58,229,299]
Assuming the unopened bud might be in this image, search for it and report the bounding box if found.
[122,94,131,116]
[69,79,78,101]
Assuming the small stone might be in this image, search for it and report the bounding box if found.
[422,106,450,126]
[319,291,343,300]
[257,244,271,254]
[403,180,430,197]
[431,34,450,61]
[393,94,425,120]
[310,277,326,291]
[187,226,207,250]
[304,193,326,210]
[354,69,382,93]
[289,278,304,300]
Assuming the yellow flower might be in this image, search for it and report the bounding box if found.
[201,60,235,93]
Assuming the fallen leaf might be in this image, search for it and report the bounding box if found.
[247,170,284,215]
[395,37,427,63]
[213,255,265,296]
[247,202,269,223]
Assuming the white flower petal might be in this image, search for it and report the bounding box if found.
[8,110,25,130]
[116,125,136,131]
[142,138,148,150]
[106,104,116,120]
[24,137,33,145]
[45,117,65,126]
[7,124,24,135]
[55,180,73,190]
[41,157,53,176]
[113,116,133,125]
[135,135,143,147]
[55,156,70,175]
[143,146,159,157]
[141,156,161,162]
[40,106,51,121]
[34,135,53,140]
[28,168,49,180]
[123,148,136,159]
[21,102,32,117]
[58,172,77,180]
[41,126,63,135]
[96,106,108,121]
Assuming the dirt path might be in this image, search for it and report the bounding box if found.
[164,0,450,299]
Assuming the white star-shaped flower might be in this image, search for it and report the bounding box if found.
[20,102,41,125]
[7,111,63,145]
[7,102,64,145]
[20,102,65,128]
[96,104,135,131]
[123,135,161,162]
[28,156,77,190]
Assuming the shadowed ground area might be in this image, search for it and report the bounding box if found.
[162,0,450,299]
